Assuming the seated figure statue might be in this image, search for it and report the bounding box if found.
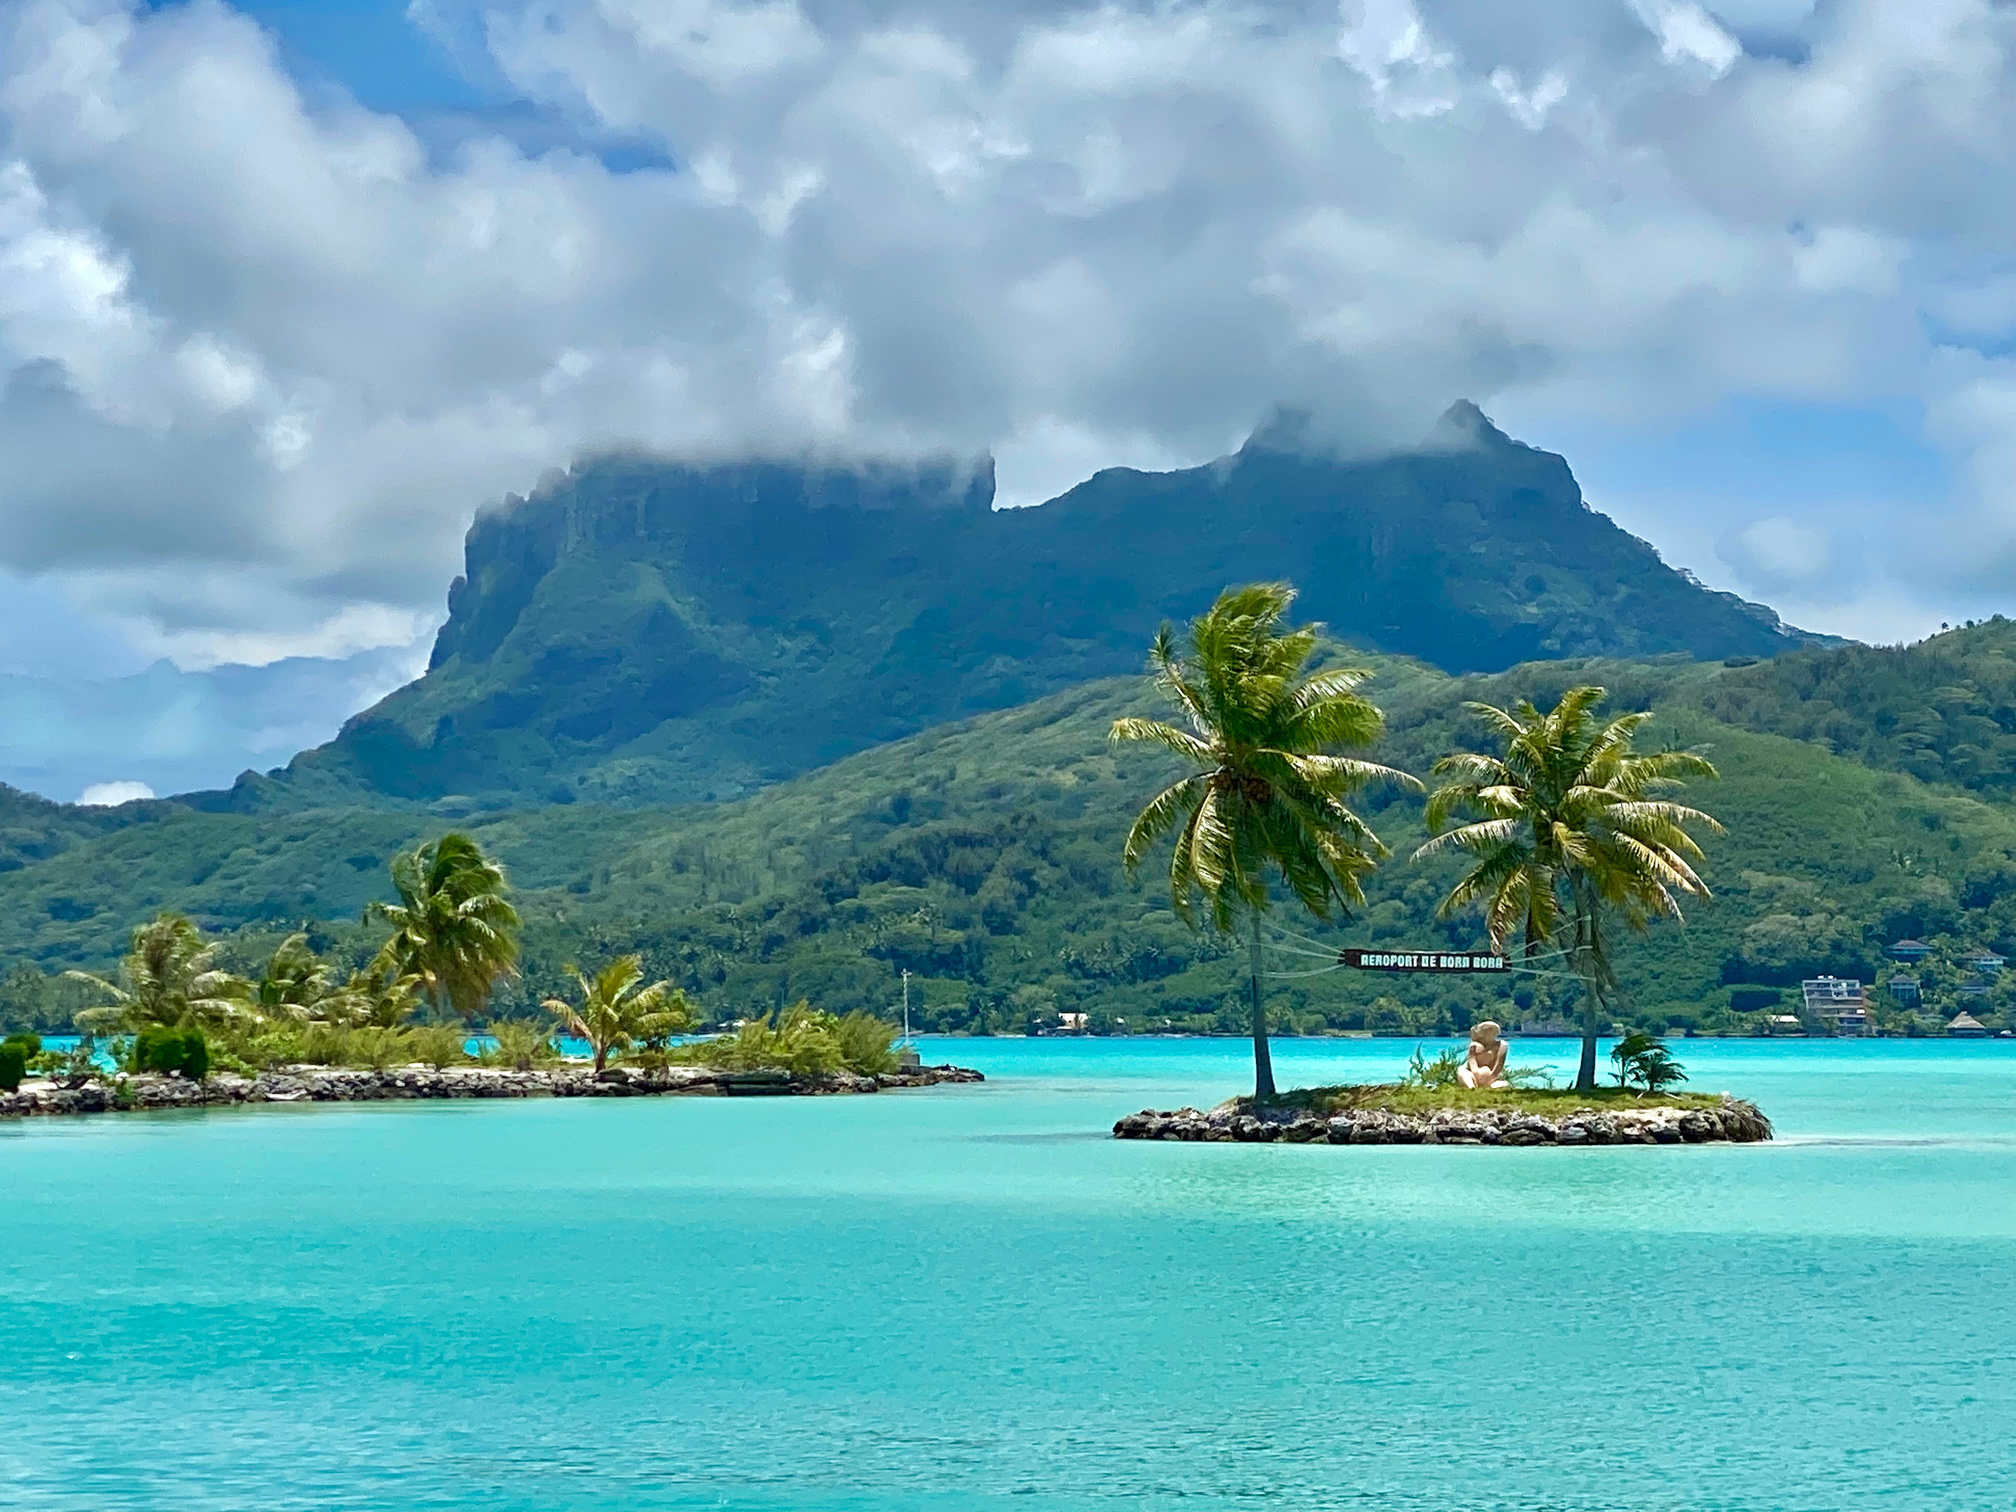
[1458,1021,1508,1089]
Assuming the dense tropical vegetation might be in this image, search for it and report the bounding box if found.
[3,630,2014,1051]
[23,834,900,1084]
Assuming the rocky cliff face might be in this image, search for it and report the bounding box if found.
[232,406,1819,811]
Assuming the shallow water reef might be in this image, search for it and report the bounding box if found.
[1115,1092,1772,1146]
[0,1062,983,1119]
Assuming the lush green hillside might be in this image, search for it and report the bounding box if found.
[1693,618,2016,798]
[4,653,2009,1040]
[208,404,1822,813]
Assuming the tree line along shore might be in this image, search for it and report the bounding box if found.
[0,831,935,1098]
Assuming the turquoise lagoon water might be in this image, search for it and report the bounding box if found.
[3,1036,2014,1512]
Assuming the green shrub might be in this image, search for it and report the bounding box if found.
[479,1021,558,1070]
[297,1023,351,1065]
[1402,1047,1463,1089]
[408,1024,469,1069]
[0,1043,24,1092]
[132,1026,175,1073]
[831,1011,899,1075]
[683,1002,842,1076]
[2,1032,42,1062]
[1611,1031,1687,1093]
[133,1026,209,1079]
[346,1027,407,1070]
[225,1027,303,1074]
[678,1003,900,1077]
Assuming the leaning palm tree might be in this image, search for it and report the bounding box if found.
[66,912,251,1036]
[1111,582,1418,1101]
[1414,686,1722,1090]
[366,833,521,1022]
[542,955,698,1073]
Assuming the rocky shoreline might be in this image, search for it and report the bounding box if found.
[0,1062,983,1119]
[1114,1095,1772,1146]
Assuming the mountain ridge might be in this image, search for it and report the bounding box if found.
[198,404,1827,814]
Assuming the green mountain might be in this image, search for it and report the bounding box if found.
[5,652,2010,1039]
[1693,617,2016,798]
[213,404,1821,813]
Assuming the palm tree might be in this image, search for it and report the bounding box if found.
[542,955,698,1073]
[1414,686,1722,1091]
[1111,582,1418,1101]
[333,961,427,1029]
[247,932,355,1025]
[66,912,250,1036]
[366,833,521,1022]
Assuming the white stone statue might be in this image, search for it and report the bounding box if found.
[1458,1021,1508,1089]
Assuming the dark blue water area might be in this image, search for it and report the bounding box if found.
[2,1038,2013,1511]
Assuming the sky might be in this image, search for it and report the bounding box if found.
[2,0,2014,801]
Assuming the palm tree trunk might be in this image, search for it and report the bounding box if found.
[1572,888,1605,1092]
[1575,985,1602,1092]
[1247,911,1276,1103]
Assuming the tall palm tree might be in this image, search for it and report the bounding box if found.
[366,833,521,1022]
[1111,582,1418,1101]
[1414,686,1722,1090]
[67,912,251,1036]
[542,955,698,1073]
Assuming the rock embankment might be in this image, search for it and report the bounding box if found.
[1114,1096,1771,1146]
[0,1062,983,1119]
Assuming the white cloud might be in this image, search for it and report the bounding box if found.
[76,779,152,805]
[1631,0,1741,74]
[0,0,2007,665]
[1719,515,1833,585]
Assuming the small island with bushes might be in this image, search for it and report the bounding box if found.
[1115,1035,1771,1147]
[0,835,980,1122]
[1105,586,1772,1144]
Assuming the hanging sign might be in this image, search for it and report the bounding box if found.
[1339,948,1507,974]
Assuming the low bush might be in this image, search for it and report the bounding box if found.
[347,1027,409,1070]
[679,1001,898,1076]
[133,1026,210,1080]
[296,1023,352,1066]
[1402,1047,1463,1089]
[479,1021,559,1071]
[2,1031,42,1062]
[407,1024,469,1069]
[0,1042,24,1092]
[1611,1031,1687,1093]
[830,1011,900,1075]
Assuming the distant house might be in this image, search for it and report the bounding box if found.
[1764,1015,1806,1036]
[1888,939,1933,962]
[1957,981,1991,997]
[1966,952,2007,975]
[1947,1012,1990,1038]
[1888,977,1922,1005]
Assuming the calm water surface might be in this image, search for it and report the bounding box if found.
[3,1037,2013,1512]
